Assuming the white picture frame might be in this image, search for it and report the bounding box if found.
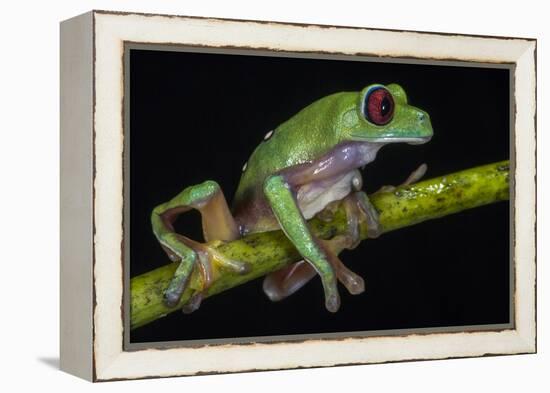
[60,10,536,381]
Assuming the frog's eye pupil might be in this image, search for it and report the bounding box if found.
[381,97,391,116]
[363,87,395,125]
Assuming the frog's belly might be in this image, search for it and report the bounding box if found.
[297,170,361,220]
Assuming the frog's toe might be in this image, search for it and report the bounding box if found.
[162,245,198,308]
[204,243,250,275]
[164,290,184,308]
[224,259,251,274]
[375,185,396,194]
[181,293,203,314]
[339,270,365,295]
[351,192,381,239]
[374,163,428,195]
[402,163,427,186]
[325,292,341,313]
[366,219,382,239]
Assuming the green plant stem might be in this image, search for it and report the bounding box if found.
[131,161,510,330]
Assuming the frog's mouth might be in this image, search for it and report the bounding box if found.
[351,136,432,145]
[406,136,432,145]
[368,136,431,144]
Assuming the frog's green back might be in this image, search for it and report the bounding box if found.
[233,91,358,209]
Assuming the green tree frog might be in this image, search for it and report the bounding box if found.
[152,83,433,313]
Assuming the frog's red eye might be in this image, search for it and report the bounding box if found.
[363,87,395,125]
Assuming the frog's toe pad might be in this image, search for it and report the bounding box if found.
[164,290,183,308]
[325,293,341,313]
[343,274,365,295]
[208,247,250,274]
[366,224,382,239]
[181,293,203,314]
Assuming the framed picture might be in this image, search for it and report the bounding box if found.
[60,10,537,381]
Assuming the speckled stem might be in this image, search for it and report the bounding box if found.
[131,161,510,329]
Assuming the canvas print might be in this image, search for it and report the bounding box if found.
[127,47,511,345]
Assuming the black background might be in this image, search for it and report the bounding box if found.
[129,48,510,343]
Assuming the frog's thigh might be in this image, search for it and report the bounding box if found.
[263,261,316,302]
[263,175,340,312]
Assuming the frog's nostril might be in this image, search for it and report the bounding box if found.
[417,112,425,122]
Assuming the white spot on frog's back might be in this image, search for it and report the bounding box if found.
[297,170,362,220]
[242,161,247,172]
[263,130,274,140]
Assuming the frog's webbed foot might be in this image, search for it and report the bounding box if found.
[164,235,249,311]
[317,190,382,242]
[179,248,249,314]
[343,191,381,242]
[151,181,249,310]
[376,163,427,194]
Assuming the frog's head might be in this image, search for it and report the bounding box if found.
[342,83,433,144]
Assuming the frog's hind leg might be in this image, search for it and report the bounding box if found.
[152,180,249,310]
[263,260,316,302]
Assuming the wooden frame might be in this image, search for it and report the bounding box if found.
[60,10,536,381]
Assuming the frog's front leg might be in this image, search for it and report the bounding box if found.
[262,191,377,303]
[262,143,380,311]
[263,175,341,312]
[151,180,249,310]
